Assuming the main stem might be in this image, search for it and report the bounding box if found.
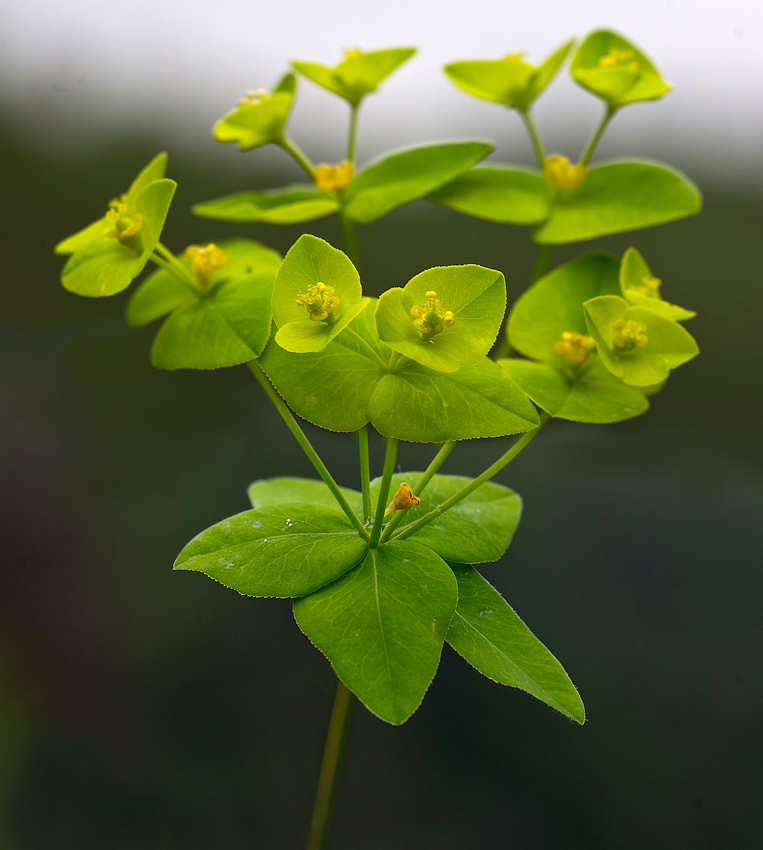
[390,414,549,543]
[247,362,368,540]
[358,426,372,522]
[306,677,357,850]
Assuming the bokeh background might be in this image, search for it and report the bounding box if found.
[2,1,762,848]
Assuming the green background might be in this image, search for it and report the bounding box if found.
[1,124,761,849]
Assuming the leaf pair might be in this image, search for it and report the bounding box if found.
[175,474,584,726]
[56,153,176,297]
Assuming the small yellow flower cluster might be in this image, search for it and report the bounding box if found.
[384,482,421,517]
[612,318,648,350]
[185,243,229,289]
[105,196,143,248]
[599,48,640,72]
[410,290,455,337]
[296,282,341,322]
[626,274,662,299]
[238,88,269,107]
[552,331,595,366]
[503,52,526,62]
[543,155,587,190]
[313,161,355,193]
[343,47,362,60]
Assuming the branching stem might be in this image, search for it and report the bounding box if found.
[247,361,368,540]
[368,437,398,548]
[580,105,616,167]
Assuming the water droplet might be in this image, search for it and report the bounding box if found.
[402,559,409,564]
[251,520,262,528]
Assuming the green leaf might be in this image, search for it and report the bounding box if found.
[373,473,522,563]
[502,357,648,423]
[446,564,585,723]
[292,47,416,106]
[174,504,367,598]
[533,159,701,244]
[259,299,388,433]
[247,477,363,516]
[192,185,340,224]
[127,238,280,327]
[60,178,176,297]
[444,40,573,110]
[508,253,620,363]
[584,295,699,386]
[272,235,368,353]
[571,30,670,109]
[293,541,457,724]
[368,357,539,442]
[375,265,506,372]
[427,165,552,224]
[213,73,296,151]
[344,142,493,223]
[620,247,695,321]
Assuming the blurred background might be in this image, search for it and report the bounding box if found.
[1,1,762,848]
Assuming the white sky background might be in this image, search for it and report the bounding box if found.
[1,0,761,194]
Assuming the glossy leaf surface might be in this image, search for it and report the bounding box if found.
[428,165,551,224]
[373,473,522,563]
[533,159,701,244]
[375,265,506,372]
[174,504,367,598]
[344,142,492,223]
[192,185,339,224]
[248,477,363,516]
[502,358,648,423]
[447,564,585,723]
[294,541,457,724]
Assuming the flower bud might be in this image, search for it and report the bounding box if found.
[384,482,421,517]
[313,160,355,193]
[543,155,587,190]
[611,318,648,350]
[185,243,229,290]
[552,331,596,365]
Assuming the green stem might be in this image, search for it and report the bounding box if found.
[343,327,387,369]
[579,105,616,167]
[368,437,398,548]
[154,242,198,289]
[306,677,357,850]
[347,104,360,162]
[149,253,198,294]
[280,136,315,177]
[247,361,368,540]
[339,211,360,271]
[519,109,546,168]
[390,414,549,543]
[358,426,372,523]
[380,441,456,543]
[531,244,554,283]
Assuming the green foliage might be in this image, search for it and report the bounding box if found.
[292,47,416,106]
[56,32,704,737]
[213,73,296,150]
[571,30,671,109]
[444,40,573,111]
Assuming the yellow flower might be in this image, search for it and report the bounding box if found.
[409,290,456,337]
[543,155,587,190]
[313,160,355,193]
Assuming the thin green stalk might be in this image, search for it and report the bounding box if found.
[306,677,357,850]
[154,241,198,288]
[358,426,372,522]
[247,361,369,540]
[347,104,360,162]
[519,109,546,168]
[579,105,616,167]
[368,437,398,548]
[531,244,554,283]
[149,253,198,295]
[342,326,386,369]
[380,441,456,543]
[339,211,360,271]
[280,136,315,177]
[390,414,549,543]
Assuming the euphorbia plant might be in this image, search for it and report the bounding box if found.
[56,32,700,849]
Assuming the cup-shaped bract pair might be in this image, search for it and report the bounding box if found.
[444,40,573,111]
[584,295,698,387]
[376,266,506,373]
[213,73,297,151]
[571,30,671,109]
[292,47,416,107]
[619,248,695,321]
[272,235,369,353]
[55,153,176,297]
